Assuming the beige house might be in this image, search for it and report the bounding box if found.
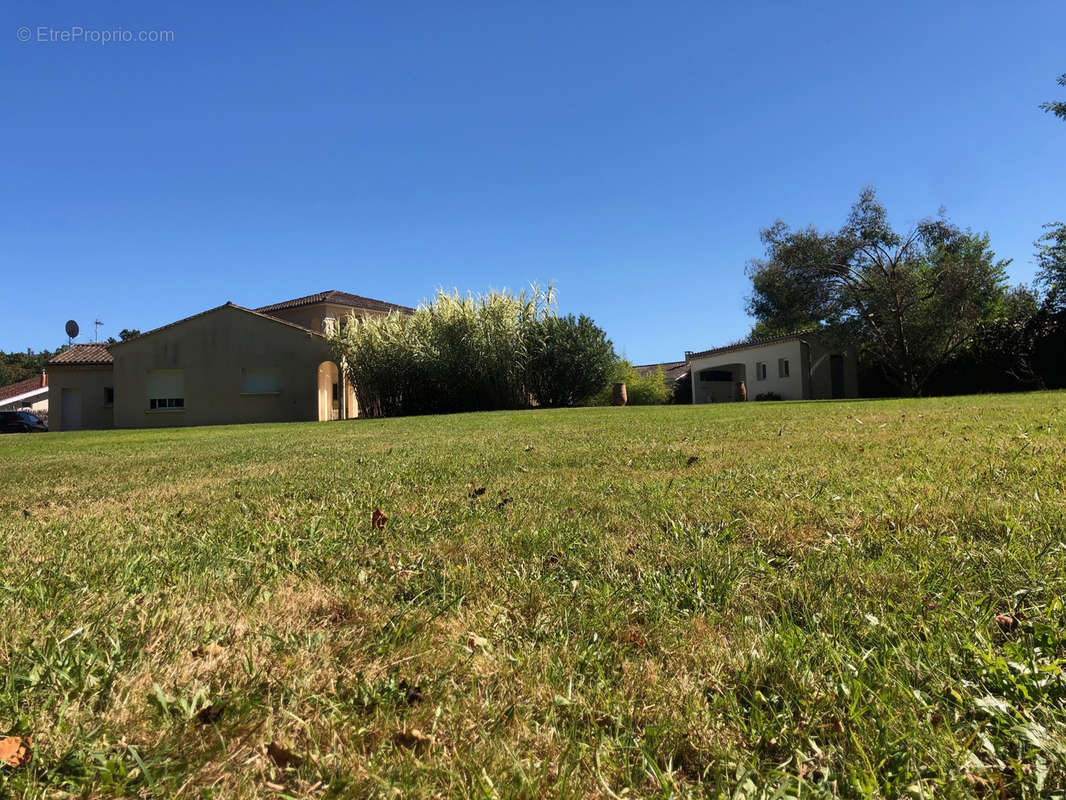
[46,345,116,430]
[46,290,411,431]
[686,331,857,403]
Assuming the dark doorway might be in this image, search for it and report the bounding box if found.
[830,355,845,399]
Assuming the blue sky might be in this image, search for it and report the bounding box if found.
[2,1,1063,364]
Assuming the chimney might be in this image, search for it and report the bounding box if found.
[41,369,47,388]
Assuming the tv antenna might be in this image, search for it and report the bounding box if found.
[65,319,79,346]
[93,319,104,343]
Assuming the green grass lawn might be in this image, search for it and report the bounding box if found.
[2,393,1065,798]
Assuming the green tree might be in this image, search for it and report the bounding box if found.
[1040,73,1066,121]
[953,286,1043,390]
[1030,222,1066,388]
[1035,222,1066,313]
[106,329,142,344]
[746,188,1011,396]
[526,314,615,407]
[0,347,65,386]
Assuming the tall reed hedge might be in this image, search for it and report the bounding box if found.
[328,286,615,417]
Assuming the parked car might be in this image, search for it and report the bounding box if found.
[0,411,48,433]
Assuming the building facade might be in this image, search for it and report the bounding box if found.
[686,331,858,404]
[46,290,412,431]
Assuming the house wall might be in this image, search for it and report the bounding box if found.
[689,340,806,402]
[807,339,859,399]
[0,391,48,414]
[687,336,859,404]
[264,303,391,334]
[110,306,333,428]
[46,366,115,430]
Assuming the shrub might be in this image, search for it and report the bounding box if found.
[587,360,673,406]
[328,286,616,416]
[527,314,615,407]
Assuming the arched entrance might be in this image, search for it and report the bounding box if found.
[317,361,339,421]
[344,378,358,419]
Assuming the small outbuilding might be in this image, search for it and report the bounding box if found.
[686,330,857,403]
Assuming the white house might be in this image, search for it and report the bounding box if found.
[686,331,857,403]
[0,372,49,415]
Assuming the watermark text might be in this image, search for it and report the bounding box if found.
[17,26,175,44]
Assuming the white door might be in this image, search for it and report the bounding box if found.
[61,388,82,430]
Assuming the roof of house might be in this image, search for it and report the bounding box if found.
[106,302,328,348]
[685,329,817,361]
[256,290,414,315]
[634,361,689,384]
[0,374,46,403]
[48,343,114,366]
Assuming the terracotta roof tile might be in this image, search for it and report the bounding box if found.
[633,361,689,384]
[685,330,817,361]
[256,290,414,315]
[0,374,46,402]
[48,344,113,366]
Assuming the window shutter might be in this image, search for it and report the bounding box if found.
[241,368,280,394]
[146,370,184,398]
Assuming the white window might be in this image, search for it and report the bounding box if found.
[241,367,280,395]
[778,358,790,378]
[755,362,767,381]
[147,369,184,411]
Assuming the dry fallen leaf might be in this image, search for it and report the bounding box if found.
[0,736,31,768]
[265,741,304,769]
[623,626,647,649]
[191,642,225,658]
[994,613,1023,632]
[196,704,222,725]
[394,728,434,752]
[964,772,993,794]
[685,456,699,466]
[372,508,388,530]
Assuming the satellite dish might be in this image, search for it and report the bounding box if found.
[65,320,80,339]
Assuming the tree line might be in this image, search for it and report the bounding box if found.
[745,191,1065,396]
[744,73,1065,397]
